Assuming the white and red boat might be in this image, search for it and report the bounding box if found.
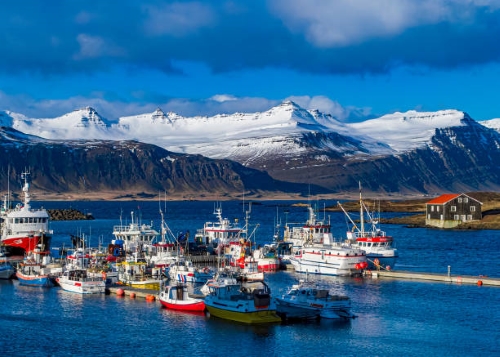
[339,185,398,269]
[159,283,205,312]
[194,204,244,254]
[1,172,52,255]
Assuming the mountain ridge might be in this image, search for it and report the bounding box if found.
[2,102,500,197]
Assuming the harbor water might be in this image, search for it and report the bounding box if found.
[1,200,499,356]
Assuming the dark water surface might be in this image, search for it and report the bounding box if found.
[1,200,499,356]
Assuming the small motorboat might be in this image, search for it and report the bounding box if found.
[275,280,355,320]
[159,283,205,312]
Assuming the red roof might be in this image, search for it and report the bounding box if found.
[426,194,460,204]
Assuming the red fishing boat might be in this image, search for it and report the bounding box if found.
[159,283,205,312]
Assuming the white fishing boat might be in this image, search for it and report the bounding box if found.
[282,204,333,252]
[290,243,367,276]
[1,172,52,255]
[275,280,355,320]
[168,259,213,283]
[284,204,368,276]
[204,279,281,324]
[339,184,398,269]
[56,268,106,294]
[111,211,160,255]
[200,268,239,296]
[194,204,244,255]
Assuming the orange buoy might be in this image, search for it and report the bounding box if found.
[477,280,483,286]
[130,292,136,299]
[116,288,125,297]
[145,294,156,302]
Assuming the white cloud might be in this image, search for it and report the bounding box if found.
[143,2,215,37]
[268,0,500,47]
[210,94,237,102]
[73,34,124,60]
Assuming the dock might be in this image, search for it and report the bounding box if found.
[107,286,159,300]
[367,269,500,286]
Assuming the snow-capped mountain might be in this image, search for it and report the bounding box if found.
[2,102,500,195]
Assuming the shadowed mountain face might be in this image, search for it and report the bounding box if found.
[0,127,324,198]
[258,122,500,195]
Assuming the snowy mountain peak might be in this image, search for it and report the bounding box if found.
[348,109,469,151]
[68,107,107,127]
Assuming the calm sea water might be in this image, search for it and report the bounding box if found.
[1,200,499,357]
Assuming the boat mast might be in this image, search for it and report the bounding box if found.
[359,181,364,235]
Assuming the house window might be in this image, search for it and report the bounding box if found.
[454,215,459,220]
[464,197,468,203]
[470,206,476,212]
[467,215,472,220]
[437,206,440,212]
[458,197,462,203]
[431,206,434,212]
[451,206,456,212]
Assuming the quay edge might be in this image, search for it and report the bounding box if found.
[367,270,500,287]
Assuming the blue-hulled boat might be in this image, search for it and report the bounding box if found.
[0,258,15,279]
[16,261,54,287]
[15,249,56,287]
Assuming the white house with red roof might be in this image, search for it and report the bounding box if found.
[425,193,482,228]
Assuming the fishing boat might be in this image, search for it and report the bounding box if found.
[159,282,205,312]
[338,185,398,269]
[168,259,213,283]
[56,268,106,294]
[282,204,333,252]
[15,249,56,287]
[289,244,367,276]
[200,268,239,296]
[1,172,52,256]
[204,279,281,324]
[275,280,355,320]
[117,255,163,290]
[194,204,245,255]
[111,211,160,255]
[0,258,15,279]
[0,247,15,279]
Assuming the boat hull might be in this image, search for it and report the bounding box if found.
[275,298,353,320]
[16,272,54,287]
[159,298,205,312]
[57,279,106,294]
[0,263,15,280]
[118,280,161,290]
[2,235,49,254]
[205,304,281,324]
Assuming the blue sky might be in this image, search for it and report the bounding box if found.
[1,0,500,122]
